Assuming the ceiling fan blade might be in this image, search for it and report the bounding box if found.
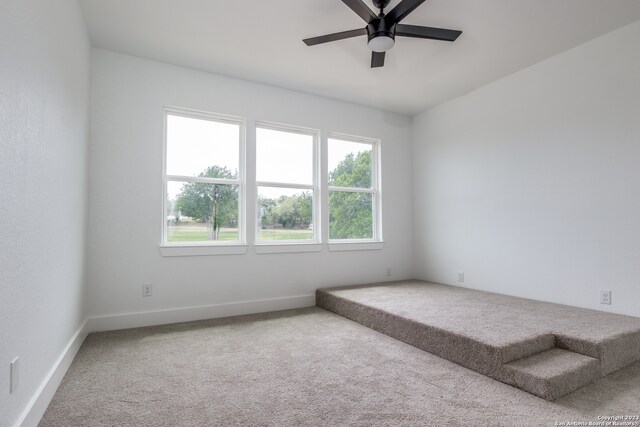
[385,0,426,24]
[303,28,367,46]
[341,0,377,23]
[396,24,462,42]
[371,51,385,68]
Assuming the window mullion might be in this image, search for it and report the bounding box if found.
[257,181,314,190]
[328,186,375,194]
[167,175,240,186]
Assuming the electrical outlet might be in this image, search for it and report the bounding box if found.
[142,284,153,297]
[458,271,464,283]
[386,268,391,277]
[600,289,611,305]
[10,357,19,393]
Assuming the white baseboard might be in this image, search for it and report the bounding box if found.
[14,319,89,427]
[87,294,316,332]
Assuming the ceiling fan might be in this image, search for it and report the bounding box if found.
[303,0,462,68]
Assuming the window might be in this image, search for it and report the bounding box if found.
[256,123,319,244]
[328,135,381,242]
[160,107,381,255]
[163,108,245,248]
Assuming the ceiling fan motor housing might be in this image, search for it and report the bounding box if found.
[367,19,396,44]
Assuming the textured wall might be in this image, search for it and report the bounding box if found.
[87,49,414,320]
[413,21,640,317]
[0,1,91,425]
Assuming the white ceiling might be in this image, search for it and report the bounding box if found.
[80,0,640,115]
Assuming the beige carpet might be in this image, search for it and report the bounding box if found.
[41,307,640,426]
[317,281,640,399]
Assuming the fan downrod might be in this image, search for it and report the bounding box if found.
[372,0,391,12]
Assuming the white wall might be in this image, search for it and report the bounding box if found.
[413,20,640,317]
[0,1,91,425]
[87,50,414,322]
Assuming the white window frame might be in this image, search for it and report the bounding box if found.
[254,121,321,253]
[160,106,247,257]
[327,133,383,251]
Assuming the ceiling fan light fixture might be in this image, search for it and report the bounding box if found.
[368,35,395,52]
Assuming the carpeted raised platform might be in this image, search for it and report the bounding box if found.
[317,280,640,400]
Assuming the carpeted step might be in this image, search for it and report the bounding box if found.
[500,334,556,364]
[555,331,640,376]
[503,348,599,400]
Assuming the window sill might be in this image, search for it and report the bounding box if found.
[328,241,384,251]
[159,244,248,257]
[254,243,323,254]
[158,241,382,256]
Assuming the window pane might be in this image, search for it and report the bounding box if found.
[256,128,313,185]
[257,186,313,241]
[166,114,239,179]
[166,181,239,242]
[329,191,373,240]
[328,139,372,188]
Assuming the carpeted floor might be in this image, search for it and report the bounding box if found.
[41,307,640,426]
